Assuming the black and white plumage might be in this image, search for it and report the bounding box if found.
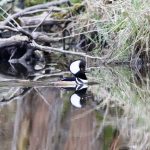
[69,60,88,84]
[53,60,88,87]
[70,84,88,108]
[57,60,88,108]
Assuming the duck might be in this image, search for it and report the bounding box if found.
[69,59,88,84]
[52,60,88,88]
[60,60,88,86]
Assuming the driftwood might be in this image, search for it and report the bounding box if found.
[19,15,71,27]
[22,6,63,16]
[32,32,61,43]
[0,31,61,43]
[2,0,70,25]
[32,40,105,62]
[0,0,116,79]
[0,26,18,32]
[0,35,46,76]
[0,35,29,48]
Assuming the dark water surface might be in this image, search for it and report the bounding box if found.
[0,63,150,150]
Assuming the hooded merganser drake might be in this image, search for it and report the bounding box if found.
[69,59,88,84]
[52,60,88,88]
[60,60,88,86]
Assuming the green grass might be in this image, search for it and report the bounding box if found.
[77,0,150,62]
[70,0,82,3]
[60,92,72,122]
[103,125,115,150]
[88,66,150,148]
[25,0,52,7]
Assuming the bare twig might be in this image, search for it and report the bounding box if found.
[32,40,106,62]
[32,10,52,33]
[0,7,20,28]
[2,0,70,25]
[32,32,61,42]
[33,71,69,81]
[0,7,33,39]
[0,88,31,106]
[0,26,18,32]
[22,7,62,16]
[34,30,100,42]
[0,8,18,29]
[19,16,71,26]
[34,87,50,106]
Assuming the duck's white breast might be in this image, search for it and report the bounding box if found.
[70,60,81,74]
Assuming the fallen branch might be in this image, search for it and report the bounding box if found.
[22,7,62,16]
[33,30,100,42]
[0,26,18,32]
[32,32,61,42]
[2,0,70,25]
[32,40,106,62]
[0,35,29,48]
[0,87,32,105]
[0,34,107,63]
[19,15,71,26]
[32,11,52,33]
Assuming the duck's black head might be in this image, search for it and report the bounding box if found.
[69,60,88,84]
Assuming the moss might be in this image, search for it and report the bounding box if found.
[25,0,52,7]
[52,3,85,19]
[103,125,115,150]
[52,12,67,19]
[0,15,3,21]
[70,3,85,15]
[70,0,82,3]
[61,98,71,122]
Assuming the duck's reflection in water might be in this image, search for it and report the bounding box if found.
[70,85,88,108]
[0,78,130,150]
[10,85,104,150]
[64,89,99,150]
[0,72,130,150]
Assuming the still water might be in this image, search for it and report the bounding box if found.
[0,62,150,150]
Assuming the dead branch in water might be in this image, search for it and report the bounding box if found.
[0,0,114,72]
[32,40,107,62]
[2,0,70,25]
[0,33,106,63]
[0,35,29,48]
[19,15,71,27]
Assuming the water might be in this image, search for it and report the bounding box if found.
[0,62,150,150]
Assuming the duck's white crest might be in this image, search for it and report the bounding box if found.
[76,78,88,84]
[70,94,82,108]
[76,84,88,91]
[70,60,81,75]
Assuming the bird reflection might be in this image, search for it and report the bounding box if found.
[0,61,45,79]
[70,84,88,108]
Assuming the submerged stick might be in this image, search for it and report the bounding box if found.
[0,79,99,87]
